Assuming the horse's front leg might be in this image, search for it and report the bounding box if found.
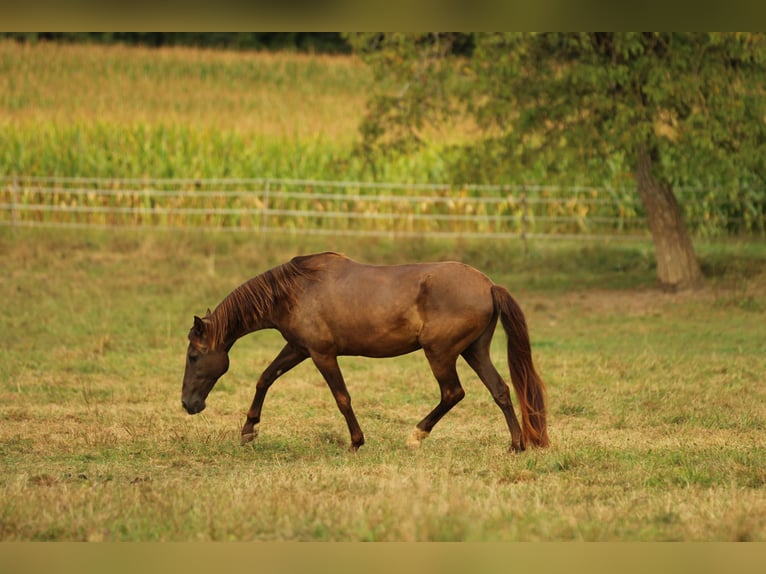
[310,351,365,452]
[241,343,307,444]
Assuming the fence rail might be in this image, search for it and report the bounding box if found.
[2,176,764,240]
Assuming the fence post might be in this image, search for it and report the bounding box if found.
[521,184,529,258]
[261,179,270,234]
[11,176,20,230]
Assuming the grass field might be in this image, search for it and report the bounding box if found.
[1,228,765,541]
[1,40,370,141]
[2,39,765,543]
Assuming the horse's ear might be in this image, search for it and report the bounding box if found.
[205,308,212,317]
[189,315,209,351]
[193,315,206,334]
[190,315,208,341]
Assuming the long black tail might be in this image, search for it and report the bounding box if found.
[491,285,549,448]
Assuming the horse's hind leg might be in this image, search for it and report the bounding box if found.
[241,343,308,445]
[410,350,465,447]
[462,340,525,452]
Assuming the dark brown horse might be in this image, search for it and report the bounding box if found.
[182,252,548,453]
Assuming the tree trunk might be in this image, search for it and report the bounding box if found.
[636,147,704,291]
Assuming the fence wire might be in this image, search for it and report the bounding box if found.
[2,176,763,240]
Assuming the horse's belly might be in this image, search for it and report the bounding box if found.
[332,314,423,357]
[338,335,421,358]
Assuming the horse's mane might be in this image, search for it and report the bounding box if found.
[208,253,339,348]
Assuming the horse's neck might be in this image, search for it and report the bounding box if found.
[210,301,272,349]
[210,262,305,348]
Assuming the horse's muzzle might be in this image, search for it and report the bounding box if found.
[182,398,206,415]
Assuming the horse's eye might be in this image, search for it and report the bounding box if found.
[189,354,198,364]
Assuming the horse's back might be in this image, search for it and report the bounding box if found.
[283,253,496,357]
[312,253,493,305]
[303,253,495,315]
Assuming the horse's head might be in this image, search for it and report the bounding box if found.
[181,312,229,415]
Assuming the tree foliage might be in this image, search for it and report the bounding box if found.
[348,33,766,289]
[349,32,766,188]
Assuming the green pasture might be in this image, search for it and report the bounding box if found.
[1,228,764,541]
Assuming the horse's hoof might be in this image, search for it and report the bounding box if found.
[348,435,365,453]
[240,424,259,445]
[407,428,430,448]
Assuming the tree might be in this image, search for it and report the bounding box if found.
[348,33,766,291]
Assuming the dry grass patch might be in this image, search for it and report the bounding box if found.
[1,229,765,540]
[1,40,371,142]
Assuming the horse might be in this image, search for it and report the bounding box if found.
[181,252,549,453]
